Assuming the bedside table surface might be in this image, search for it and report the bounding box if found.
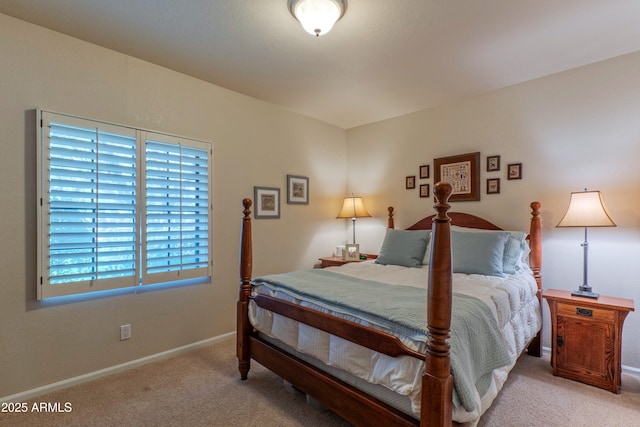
[319,255,377,262]
[318,255,377,268]
[542,289,634,312]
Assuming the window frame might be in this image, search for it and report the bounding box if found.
[37,109,213,300]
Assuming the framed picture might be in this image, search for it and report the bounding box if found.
[434,152,480,201]
[406,175,416,189]
[254,187,280,219]
[487,178,500,194]
[420,183,430,198]
[507,163,522,180]
[286,175,309,204]
[344,243,360,261]
[419,164,430,179]
[487,155,500,172]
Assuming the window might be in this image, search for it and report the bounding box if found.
[37,110,212,299]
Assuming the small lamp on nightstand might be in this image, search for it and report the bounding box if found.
[336,194,370,245]
[557,189,616,299]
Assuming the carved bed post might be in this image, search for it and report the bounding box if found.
[387,206,395,229]
[527,201,543,357]
[529,201,542,292]
[421,182,454,427]
[237,198,253,380]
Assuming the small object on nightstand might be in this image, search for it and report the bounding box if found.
[344,243,360,261]
[543,289,634,393]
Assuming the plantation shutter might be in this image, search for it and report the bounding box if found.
[38,110,212,300]
[142,133,211,284]
[39,112,138,299]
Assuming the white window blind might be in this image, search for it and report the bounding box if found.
[37,110,212,299]
[142,134,211,284]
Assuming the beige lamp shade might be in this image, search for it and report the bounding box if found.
[336,196,371,219]
[557,190,616,228]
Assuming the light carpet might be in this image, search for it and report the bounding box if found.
[2,338,639,426]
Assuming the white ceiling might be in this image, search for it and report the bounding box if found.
[1,0,640,129]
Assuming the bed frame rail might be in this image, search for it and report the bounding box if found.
[249,335,419,426]
[252,293,425,360]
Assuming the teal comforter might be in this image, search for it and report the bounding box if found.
[252,269,512,413]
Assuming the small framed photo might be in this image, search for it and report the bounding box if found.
[419,164,430,179]
[420,184,430,198]
[487,178,500,194]
[406,175,416,189]
[254,187,280,219]
[487,155,500,172]
[507,163,522,180]
[286,175,309,204]
[344,243,360,261]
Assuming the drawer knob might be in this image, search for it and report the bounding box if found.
[576,307,593,317]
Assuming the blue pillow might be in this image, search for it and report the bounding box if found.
[375,229,430,268]
[451,226,528,275]
[451,230,509,277]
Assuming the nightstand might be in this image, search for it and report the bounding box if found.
[542,289,634,393]
[319,255,377,268]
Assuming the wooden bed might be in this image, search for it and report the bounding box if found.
[237,182,542,427]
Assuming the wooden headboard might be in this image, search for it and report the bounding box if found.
[387,206,502,231]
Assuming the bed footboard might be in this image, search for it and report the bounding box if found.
[237,184,457,426]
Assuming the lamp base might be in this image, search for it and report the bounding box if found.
[571,286,599,299]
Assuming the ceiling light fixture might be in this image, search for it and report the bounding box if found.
[288,0,347,37]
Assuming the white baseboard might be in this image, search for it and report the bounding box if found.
[1,332,235,403]
[623,364,640,376]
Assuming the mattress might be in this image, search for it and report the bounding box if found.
[249,261,541,425]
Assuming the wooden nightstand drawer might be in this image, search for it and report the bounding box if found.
[557,303,615,322]
[542,289,634,393]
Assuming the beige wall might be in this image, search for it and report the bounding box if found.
[3,11,640,399]
[0,14,348,397]
[347,52,640,369]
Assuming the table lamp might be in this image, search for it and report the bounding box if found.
[336,194,370,244]
[557,189,616,299]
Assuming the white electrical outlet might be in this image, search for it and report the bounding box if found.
[120,324,131,341]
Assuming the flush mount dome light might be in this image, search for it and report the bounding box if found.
[288,0,347,37]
